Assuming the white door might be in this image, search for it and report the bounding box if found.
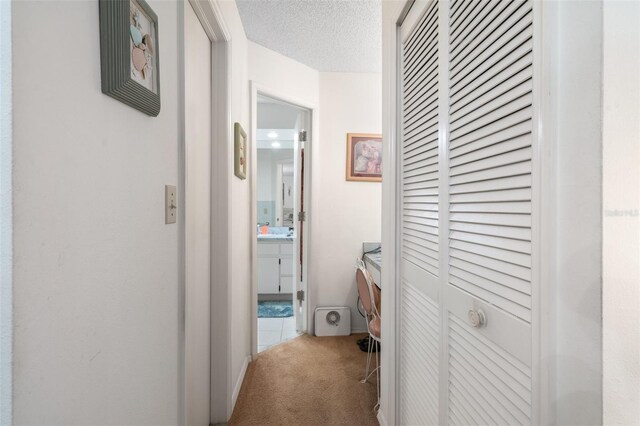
[398,1,441,423]
[398,0,536,424]
[293,109,310,333]
[185,3,211,425]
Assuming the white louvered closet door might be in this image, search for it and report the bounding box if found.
[399,1,441,425]
[398,0,537,424]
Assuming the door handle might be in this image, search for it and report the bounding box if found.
[468,309,486,328]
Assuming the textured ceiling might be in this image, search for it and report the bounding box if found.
[237,0,382,73]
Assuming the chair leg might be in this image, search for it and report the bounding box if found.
[361,335,373,384]
[373,340,380,411]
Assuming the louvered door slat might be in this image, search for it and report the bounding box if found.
[449,94,532,139]
[451,0,511,54]
[450,257,531,295]
[405,31,439,87]
[450,220,531,241]
[451,31,533,98]
[448,314,533,425]
[450,133,532,166]
[450,174,531,195]
[405,81,438,120]
[404,1,438,58]
[450,0,485,35]
[450,1,532,73]
[449,107,532,149]
[405,109,439,139]
[403,227,439,243]
[450,161,531,186]
[451,150,531,179]
[449,268,531,309]
[452,67,533,124]
[400,280,440,426]
[405,135,439,156]
[451,71,533,124]
[451,0,505,46]
[450,316,531,382]
[450,229,532,252]
[405,151,439,170]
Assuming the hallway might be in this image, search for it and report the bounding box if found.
[229,334,379,425]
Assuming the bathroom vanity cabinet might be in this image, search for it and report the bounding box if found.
[257,241,294,295]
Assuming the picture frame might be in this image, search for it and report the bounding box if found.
[346,133,382,182]
[99,0,161,117]
[234,123,247,180]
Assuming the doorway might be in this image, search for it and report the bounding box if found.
[252,92,311,355]
[183,0,230,424]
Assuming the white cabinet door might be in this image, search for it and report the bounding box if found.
[280,276,294,295]
[258,257,280,294]
[280,257,294,277]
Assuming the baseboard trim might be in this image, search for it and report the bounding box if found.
[377,408,388,426]
[351,328,368,334]
[231,355,251,411]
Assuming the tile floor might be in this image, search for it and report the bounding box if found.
[258,316,299,353]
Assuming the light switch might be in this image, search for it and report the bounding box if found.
[165,185,177,224]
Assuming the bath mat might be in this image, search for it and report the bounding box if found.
[258,300,293,318]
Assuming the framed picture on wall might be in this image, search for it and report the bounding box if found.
[234,123,247,180]
[98,0,161,116]
[346,133,382,182]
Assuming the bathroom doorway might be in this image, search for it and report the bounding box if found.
[251,92,311,354]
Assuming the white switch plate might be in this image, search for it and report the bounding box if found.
[165,185,176,224]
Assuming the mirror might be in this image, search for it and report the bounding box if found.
[256,95,298,230]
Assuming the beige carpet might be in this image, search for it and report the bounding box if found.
[228,333,379,426]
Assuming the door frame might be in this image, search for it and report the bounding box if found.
[249,82,317,359]
[0,0,12,423]
[180,0,231,423]
[382,0,553,425]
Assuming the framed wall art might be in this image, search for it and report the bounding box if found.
[234,123,247,180]
[99,0,161,116]
[346,133,382,182]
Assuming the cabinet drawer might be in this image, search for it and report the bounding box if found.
[280,242,294,255]
[257,243,279,256]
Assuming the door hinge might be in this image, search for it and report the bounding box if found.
[297,290,305,301]
[299,130,307,142]
[298,211,306,222]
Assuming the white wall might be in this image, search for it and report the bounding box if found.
[11,1,181,423]
[248,41,320,105]
[603,1,640,424]
[313,73,382,332]
[552,2,604,423]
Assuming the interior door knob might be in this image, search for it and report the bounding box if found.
[468,309,486,328]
